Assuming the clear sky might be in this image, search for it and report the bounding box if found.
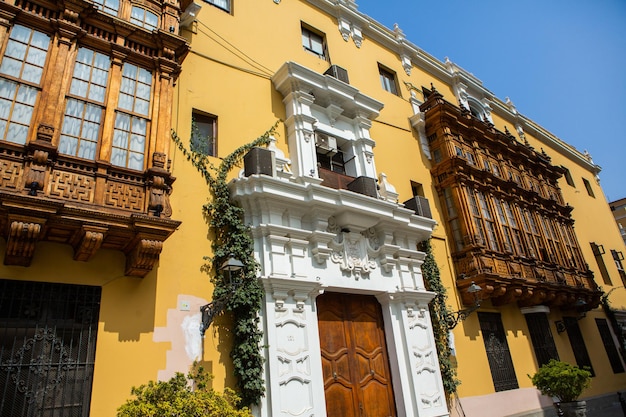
[356,0,626,202]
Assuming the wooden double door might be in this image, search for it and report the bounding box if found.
[317,292,397,417]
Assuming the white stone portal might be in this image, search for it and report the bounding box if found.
[230,61,449,417]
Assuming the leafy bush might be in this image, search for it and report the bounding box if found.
[529,359,591,403]
[117,364,253,417]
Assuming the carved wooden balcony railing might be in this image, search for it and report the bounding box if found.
[455,251,601,310]
[0,129,179,277]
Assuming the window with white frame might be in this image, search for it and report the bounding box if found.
[130,6,159,31]
[465,97,493,123]
[0,25,50,145]
[205,0,231,13]
[112,63,152,170]
[59,48,110,160]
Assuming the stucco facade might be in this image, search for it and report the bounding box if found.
[1,1,625,417]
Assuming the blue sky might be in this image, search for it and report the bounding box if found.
[356,0,626,202]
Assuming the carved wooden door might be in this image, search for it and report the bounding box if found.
[317,292,396,417]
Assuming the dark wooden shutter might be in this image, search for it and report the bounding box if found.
[595,318,625,373]
[479,312,519,391]
[525,312,559,367]
[563,317,595,376]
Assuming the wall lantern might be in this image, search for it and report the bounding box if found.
[445,281,483,330]
[199,254,244,337]
[555,298,588,333]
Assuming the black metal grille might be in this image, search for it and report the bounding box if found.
[0,279,101,417]
[563,317,595,376]
[478,312,519,392]
[525,312,559,367]
[595,318,625,374]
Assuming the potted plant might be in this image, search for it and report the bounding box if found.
[529,359,592,417]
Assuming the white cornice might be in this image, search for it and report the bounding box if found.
[272,61,384,119]
[230,174,436,240]
[301,0,600,176]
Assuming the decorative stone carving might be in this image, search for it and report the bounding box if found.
[351,24,363,48]
[378,172,399,203]
[338,17,351,41]
[329,230,377,280]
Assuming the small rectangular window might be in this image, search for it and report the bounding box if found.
[301,25,326,59]
[582,177,595,197]
[378,65,398,95]
[191,110,217,157]
[562,166,575,187]
[205,0,231,12]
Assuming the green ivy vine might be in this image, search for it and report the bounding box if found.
[171,121,279,407]
[419,239,460,396]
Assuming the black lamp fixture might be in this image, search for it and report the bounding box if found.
[199,253,244,337]
[444,281,483,330]
[555,298,588,333]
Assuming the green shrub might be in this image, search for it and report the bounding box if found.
[529,359,591,403]
[117,364,253,417]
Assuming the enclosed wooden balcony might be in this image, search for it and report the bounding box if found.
[0,128,180,277]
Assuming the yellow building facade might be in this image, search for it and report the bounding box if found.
[1,1,625,417]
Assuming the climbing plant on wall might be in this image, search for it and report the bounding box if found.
[171,121,279,406]
[419,239,460,396]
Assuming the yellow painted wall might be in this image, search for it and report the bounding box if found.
[5,1,622,416]
[170,0,626,407]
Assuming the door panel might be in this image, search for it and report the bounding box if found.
[317,293,396,417]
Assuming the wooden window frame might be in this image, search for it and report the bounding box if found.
[0,25,50,145]
[59,47,110,160]
[130,6,160,31]
[191,110,217,157]
[92,0,120,16]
